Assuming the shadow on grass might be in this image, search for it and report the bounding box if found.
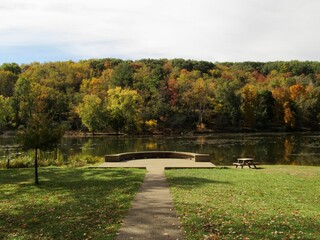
[0,167,146,240]
[229,166,265,170]
[166,176,232,188]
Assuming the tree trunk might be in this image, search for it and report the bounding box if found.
[35,148,39,185]
[6,149,10,169]
[54,147,58,160]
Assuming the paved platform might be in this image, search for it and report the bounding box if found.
[98,158,216,170]
[98,158,215,240]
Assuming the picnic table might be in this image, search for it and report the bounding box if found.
[233,158,258,169]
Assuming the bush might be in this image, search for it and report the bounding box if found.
[6,154,33,168]
[66,154,103,167]
[0,152,103,169]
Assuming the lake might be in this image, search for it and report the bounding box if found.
[1,133,320,166]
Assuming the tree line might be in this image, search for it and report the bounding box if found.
[1,59,320,134]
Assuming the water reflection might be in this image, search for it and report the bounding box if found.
[1,133,320,166]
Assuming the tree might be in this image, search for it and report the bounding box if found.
[240,84,257,128]
[214,79,242,127]
[0,70,18,97]
[109,61,134,88]
[13,77,70,126]
[106,87,143,133]
[0,62,21,75]
[18,112,65,184]
[88,59,107,77]
[80,77,108,99]
[272,87,291,127]
[76,94,106,134]
[255,90,275,129]
[16,78,67,184]
[283,101,298,130]
[12,78,33,126]
[190,78,215,125]
[289,83,305,100]
[132,62,169,121]
[0,95,13,132]
[295,86,320,129]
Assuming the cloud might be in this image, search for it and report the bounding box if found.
[0,0,320,64]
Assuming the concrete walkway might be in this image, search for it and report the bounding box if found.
[98,159,215,240]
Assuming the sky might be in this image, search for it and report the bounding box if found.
[0,0,319,64]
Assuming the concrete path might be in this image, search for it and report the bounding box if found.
[98,159,215,240]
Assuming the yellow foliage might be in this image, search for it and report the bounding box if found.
[145,119,157,127]
[196,122,206,132]
[145,119,157,131]
[240,84,257,127]
[145,142,157,150]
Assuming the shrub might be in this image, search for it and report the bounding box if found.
[7,154,33,168]
[66,154,103,167]
[1,152,103,169]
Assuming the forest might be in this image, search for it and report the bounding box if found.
[1,59,320,134]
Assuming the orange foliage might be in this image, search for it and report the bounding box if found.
[130,62,143,70]
[167,78,178,107]
[272,87,290,104]
[283,102,296,128]
[252,70,266,83]
[289,84,305,100]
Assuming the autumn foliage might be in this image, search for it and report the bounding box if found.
[1,59,320,133]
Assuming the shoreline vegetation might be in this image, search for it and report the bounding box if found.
[1,127,320,139]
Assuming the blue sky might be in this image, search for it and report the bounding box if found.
[1,0,319,64]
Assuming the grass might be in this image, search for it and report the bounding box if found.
[1,152,104,168]
[166,165,320,240]
[0,167,146,240]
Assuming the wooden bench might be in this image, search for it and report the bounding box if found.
[105,151,211,162]
[233,162,244,167]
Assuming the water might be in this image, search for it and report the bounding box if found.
[1,133,320,166]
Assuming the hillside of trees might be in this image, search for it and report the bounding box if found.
[1,59,320,134]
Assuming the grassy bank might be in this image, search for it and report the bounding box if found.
[166,166,320,240]
[1,152,104,168]
[0,167,146,240]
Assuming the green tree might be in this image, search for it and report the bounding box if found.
[0,70,18,97]
[132,63,169,121]
[0,95,13,132]
[18,112,65,184]
[12,78,33,126]
[255,90,275,129]
[296,86,320,129]
[109,61,134,88]
[0,62,21,75]
[106,87,143,133]
[214,79,242,127]
[76,94,106,134]
[16,77,68,184]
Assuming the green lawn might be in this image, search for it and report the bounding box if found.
[166,166,320,240]
[0,167,146,240]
